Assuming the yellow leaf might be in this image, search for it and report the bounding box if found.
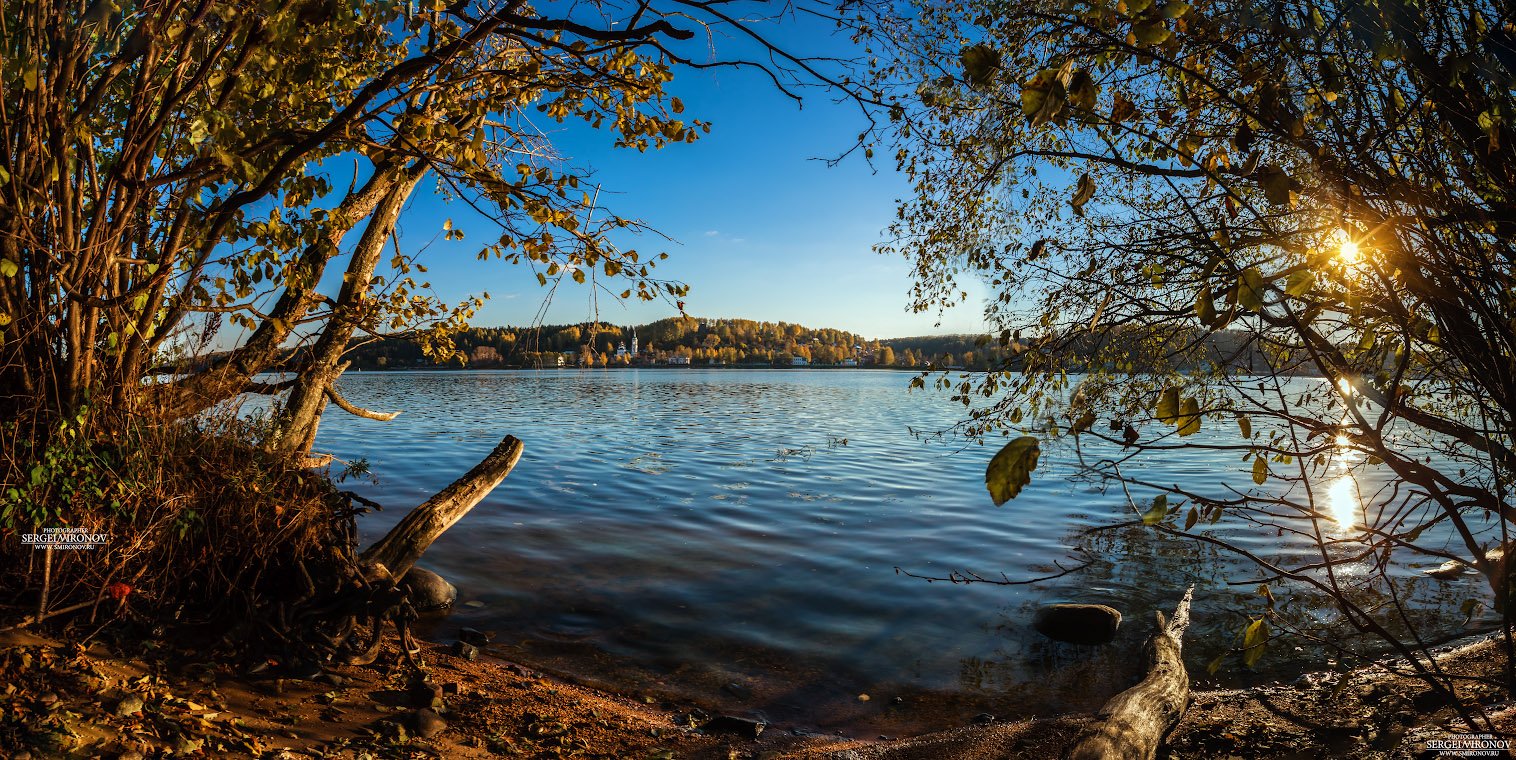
[960,44,1002,89]
[1252,454,1268,485]
[1071,173,1095,214]
[1132,21,1172,45]
[1156,386,1180,424]
[1177,397,1201,436]
[1242,618,1269,667]
[1071,410,1096,434]
[1141,494,1169,524]
[1195,286,1217,323]
[1238,267,1265,311]
[1285,270,1315,297]
[986,436,1041,506]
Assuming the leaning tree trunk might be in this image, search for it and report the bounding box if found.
[361,435,524,580]
[1067,586,1194,760]
[271,166,424,454]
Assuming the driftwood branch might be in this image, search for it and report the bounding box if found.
[1068,585,1194,760]
[325,383,401,421]
[360,435,524,579]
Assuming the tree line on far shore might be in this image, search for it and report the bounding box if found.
[341,315,997,369]
[340,315,1285,372]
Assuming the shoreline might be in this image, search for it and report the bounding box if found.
[4,625,1508,759]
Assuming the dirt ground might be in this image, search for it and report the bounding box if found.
[1164,635,1516,760]
[0,626,1510,759]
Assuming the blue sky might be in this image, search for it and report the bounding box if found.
[389,17,989,340]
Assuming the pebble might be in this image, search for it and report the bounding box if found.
[414,708,447,739]
[114,694,144,717]
[452,641,480,661]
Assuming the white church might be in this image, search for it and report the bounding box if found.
[613,328,639,360]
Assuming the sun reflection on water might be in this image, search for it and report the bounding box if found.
[1327,476,1359,533]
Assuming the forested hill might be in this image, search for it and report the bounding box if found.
[348,317,908,369]
[345,318,1279,372]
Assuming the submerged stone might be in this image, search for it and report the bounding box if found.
[1032,603,1122,645]
[458,627,493,647]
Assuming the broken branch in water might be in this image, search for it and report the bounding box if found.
[894,552,1094,586]
[361,434,524,580]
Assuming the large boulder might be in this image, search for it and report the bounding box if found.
[1033,603,1122,645]
[400,567,457,612]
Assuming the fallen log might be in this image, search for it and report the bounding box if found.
[1067,585,1194,760]
[360,435,524,580]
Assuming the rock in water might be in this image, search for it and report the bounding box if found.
[1033,603,1122,645]
[401,567,457,611]
[458,627,493,647]
[702,715,766,739]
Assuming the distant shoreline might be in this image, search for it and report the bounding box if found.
[346,364,934,372]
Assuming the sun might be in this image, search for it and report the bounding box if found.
[1339,238,1361,264]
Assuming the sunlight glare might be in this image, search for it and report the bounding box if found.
[1327,476,1359,533]
[1339,238,1361,264]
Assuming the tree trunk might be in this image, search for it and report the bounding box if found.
[271,168,423,453]
[141,158,420,420]
[360,435,524,580]
[1067,586,1194,760]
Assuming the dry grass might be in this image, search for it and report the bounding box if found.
[0,404,359,650]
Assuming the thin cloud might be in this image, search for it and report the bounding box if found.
[704,230,720,237]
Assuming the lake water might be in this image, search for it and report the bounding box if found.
[307,369,1494,736]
